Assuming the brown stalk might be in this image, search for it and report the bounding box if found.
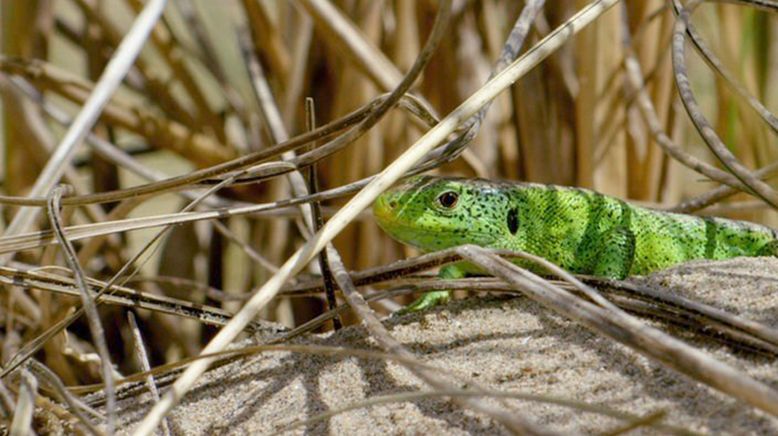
[46,186,116,433]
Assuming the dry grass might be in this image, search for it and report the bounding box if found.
[0,0,776,434]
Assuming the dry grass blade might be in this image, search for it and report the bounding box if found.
[172,0,247,122]
[10,369,38,436]
[80,343,516,403]
[0,380,14,418]
[306,99,341,329]
[9,78,225,208]
[668,160,778,213]
[0,198,287,255]
[0,79,434,207]
[430,0,546,163]
[127,312,170,436]
[0,174,383,257]
[131,2,620,433]
[596,278,778,348]
[622,25,753,194]
[599,410,669,436]
[0,265,267,339]
[125,0,224,140]
[0,56,233,166]
[47,186,116,434]
[0,159,255,380]
[241,28,315,232]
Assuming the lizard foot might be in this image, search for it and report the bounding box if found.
[397,291,451,315]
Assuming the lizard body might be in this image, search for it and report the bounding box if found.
[373,176,778,311]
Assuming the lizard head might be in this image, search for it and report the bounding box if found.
[373,176,512,251]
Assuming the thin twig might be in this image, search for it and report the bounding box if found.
[306,98,341,330]
[10,369,38,436]
[47,186,117,433]
[127,312,171,436]
[0,379,15,418]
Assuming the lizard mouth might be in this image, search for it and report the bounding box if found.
[372,196,426,247]
[372,195,398,226]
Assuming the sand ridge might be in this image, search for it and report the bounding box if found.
[102,257,778,434]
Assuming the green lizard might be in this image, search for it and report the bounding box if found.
[373,176,778,312]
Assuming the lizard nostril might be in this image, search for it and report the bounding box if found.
[388,200,398,209]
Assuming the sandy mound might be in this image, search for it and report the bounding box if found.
[104,257,778,434]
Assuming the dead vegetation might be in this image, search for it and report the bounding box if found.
[0,0,777,434]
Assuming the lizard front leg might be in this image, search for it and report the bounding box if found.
[592,227,636,280]
[757,240,778,257]
[398,264,465,314]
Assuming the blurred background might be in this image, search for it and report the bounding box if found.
[0,0,776,386]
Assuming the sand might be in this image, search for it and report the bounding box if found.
[90,257,778,434]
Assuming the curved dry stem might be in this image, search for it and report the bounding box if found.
[47,186,116,433]
[672,1,778,209]
[427,0,546,164]
[667,161,778,212]
[622,18,751,194]
[672,0,778,134]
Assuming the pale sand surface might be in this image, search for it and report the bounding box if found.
[103,257,778,434]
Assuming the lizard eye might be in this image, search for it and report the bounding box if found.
[437,191,459,209]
